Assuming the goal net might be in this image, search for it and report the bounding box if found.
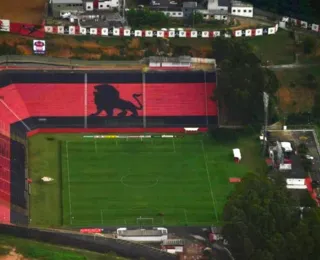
[136,216,154,228]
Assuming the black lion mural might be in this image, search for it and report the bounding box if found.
[89,84,143,117]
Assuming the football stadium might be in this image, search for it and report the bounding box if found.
[0,69,253,229]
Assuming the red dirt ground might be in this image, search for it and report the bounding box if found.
[0,0,46,24]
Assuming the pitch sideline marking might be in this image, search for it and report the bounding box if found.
[65,141,73,224]
[184,209,189,225]
[94,140,98,153]
[200,140,219,222]
[172,138,176,153]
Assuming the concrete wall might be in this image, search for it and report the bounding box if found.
[52,3,83,17]
[231,6,253,17]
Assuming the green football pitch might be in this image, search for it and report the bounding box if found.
[28,133,262,227]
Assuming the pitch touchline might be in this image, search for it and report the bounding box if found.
[200,140,219,222]
[65,141,73,224]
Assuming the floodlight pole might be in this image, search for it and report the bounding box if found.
[262,92,269,157]
[84,73,88,128]
[142,72,146,129]
[203,70,209,127]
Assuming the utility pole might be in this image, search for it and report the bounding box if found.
[262,92,269,157]
[122,0,125,20]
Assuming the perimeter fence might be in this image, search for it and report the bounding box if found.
[0,224,176,260]
[0,55,144,68]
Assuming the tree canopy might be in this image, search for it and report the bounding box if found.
[222,173,320,260]
[212,38,279,124]
[126,9,169,28]
[245,0,320,23]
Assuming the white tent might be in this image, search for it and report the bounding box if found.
[233,148,241,162]
[286,178,307,189]
[41,177,54,182]
[281,142,293,152]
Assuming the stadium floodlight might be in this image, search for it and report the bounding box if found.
[84,73,88,128]
[142,71,146,128]
[261,92,269,157]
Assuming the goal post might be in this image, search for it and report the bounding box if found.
[136,216,154,228]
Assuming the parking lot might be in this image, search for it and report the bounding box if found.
[268,129,320,180]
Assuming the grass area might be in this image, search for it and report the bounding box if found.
[29,133,262,227]
[275,65,320,114]
[0,235,127,260]
[246,29,296,65]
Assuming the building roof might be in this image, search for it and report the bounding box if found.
[150,0,180,8]
[183,2,197,8]
[149,56,191,63]
[162,239,185,246]
[117,229,167,237]
[150,6,182,11]
[52,0,82,4]
[218,0,230,7]
[231,0,252,7]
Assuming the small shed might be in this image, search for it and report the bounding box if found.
[161,239,185,254]
[233,148,241,163]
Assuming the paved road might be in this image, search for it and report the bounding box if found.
[292,130,320,182]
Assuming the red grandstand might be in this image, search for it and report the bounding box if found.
[0,69,217,224]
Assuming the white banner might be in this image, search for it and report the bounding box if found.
[33,40,46,55]
[0,19,10,32]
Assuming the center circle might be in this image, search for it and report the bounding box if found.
[121,174,158,188]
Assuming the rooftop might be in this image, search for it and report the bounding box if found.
[162,239,185,246]
[81,10,123,19]
[232,0,253,7]
[199,9,229,15]
[218,0,231,7]
[149,56,192,63]
[117,229,168,237]
[183,2,197,8]
[150,0,180,8]
[150,6,182,11]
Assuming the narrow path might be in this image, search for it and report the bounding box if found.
[264,63,319,70]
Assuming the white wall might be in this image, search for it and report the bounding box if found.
[117,235,168,242]
[197,9,228,20]
[231,6,253,17]
[85,2,93,11]
[207,0,218,10]
[98,0,119,9]
[163,11,183,18]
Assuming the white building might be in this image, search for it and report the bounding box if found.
[207,0,229,11]
[197,9,228,20]
[163,10,184,18]
[116,228,168,242]
[231,1,253,18]
[84,0,119,11]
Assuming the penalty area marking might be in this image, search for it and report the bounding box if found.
[65,141,73,225]
[121,174,159,188]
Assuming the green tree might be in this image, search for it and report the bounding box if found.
[297,143,308,155]
[302,36,317,55]
[126,9,169,28]
[212,38,279,124]
[221,173,320,259]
